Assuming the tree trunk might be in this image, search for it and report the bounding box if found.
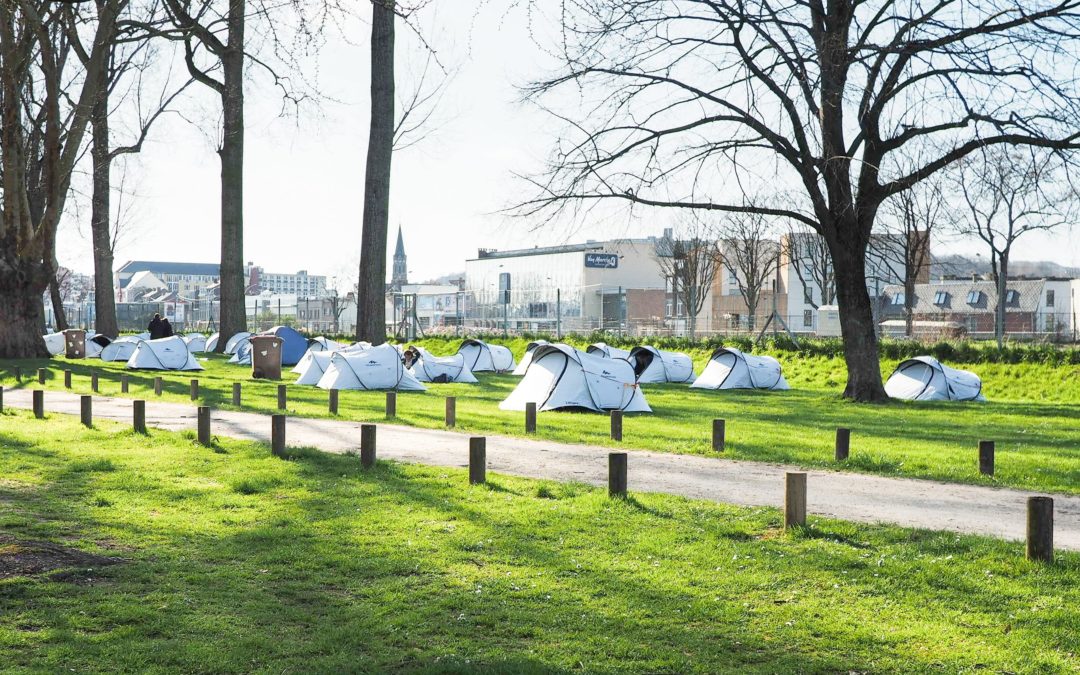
[0,262,50,357]
[996,253,1009,348]
[49,276,68,330]
[355,1,395,343]
[215,0,247,351]
[903,275,915,338]
[90,64,118,338]
[831,243,888,402]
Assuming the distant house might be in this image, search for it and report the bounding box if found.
[115,260,220,302]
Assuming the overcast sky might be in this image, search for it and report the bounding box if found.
[55,3,1080,285]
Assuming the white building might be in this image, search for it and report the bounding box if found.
[247,264,328,298]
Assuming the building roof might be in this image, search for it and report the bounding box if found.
[117,260,220,285]
[881,279,1048,316]
[470,238,657,261]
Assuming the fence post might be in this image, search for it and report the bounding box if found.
[14,366,20,383]
[154,377,163,396]
[979,440,995,476]
[785,473,807,528]
[121,374,129,393]
[360,424,377,468]
[1027,497,1054,563]
[80,395,92,427]
[0,385,4,413]
[190,379,200,401]
[712,419,725,452]
[32,390,44,419]
[277,384,287,411]
[610,409,623,441]
[608,452,628,497]
[64,370,72,389]
[197,406,211,446]
[328,389,339,415]
[91,372,100,393]
[469,437,486,485]
[232,382,241,406]
[525,402,537,434]
[37,368,46,384]
[133,400,146,434]
[271,415,286,458]
[835,428,851,461]
[445,396,456,428]
[385,391,396,419]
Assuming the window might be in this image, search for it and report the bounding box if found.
[965,316,979,332]
[891,292,905,306]
[966,290,981,305]
[933,291,949,306]
[1005,289,1019,304]
[1046,290,1055,307]
[803,283,813,305]
[803,309,813,327]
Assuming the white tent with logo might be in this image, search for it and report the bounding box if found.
[690,347,789,390]
[586,342,632,360]
[885,356,986,401]
[512,340,550,376]
[42,333,66,356]
[404,346,478,383]
[85,334,111,358]
[100,335,145,362]
[183,333,208,352]
[126,336,203,371]
[500,344,651,413]
[293,351,336,385]
[316,343,426,391]
[627,346,696,384]
[458,339,515,373]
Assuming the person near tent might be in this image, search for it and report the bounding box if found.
[147,313,164,340]
[161,318,175,338]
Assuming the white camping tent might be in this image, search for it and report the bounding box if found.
[224,332,252,354]
[628,346,696,384]
[586,342,632,360]
[183,333,208,353]
[316,343,426,391]
[405,346,478,383]
[458,339,515,373]
[100,335,144,362]
[85,334,111,358]
[308,336,347,352]
[291,341,369,377]
[228,339,253,365]
[42,333,66,356]
[294,351,336,385]
[204,332,221,352]
[690,347,789,390]
[884,356,985,401]
[512,340,549,376]
[500,344,651,413]
[126,336,203,371]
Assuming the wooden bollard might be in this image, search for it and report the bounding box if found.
[64,370,72,388]
[712,419,725,452]
[1027,497,1054,563]
[133,400,146,434]
[14,366,20,382]
[197,406,211,446]
[91,372,100,393]
[121,374,129,393]
[835,428,851,461]
[979,440,995,476]
[154,377,163,396]
[608,452,628,497]
[32,390,44,419]
[277,384,287,411]
[37,368,46,384]
[610,409,623,441]
[190,379,199,401]
[385,391,397,418]
[80,395,93,427]
[0,385,4,413]
[232,382,241,406]
[445,396,456,428]
[469,437,486,484]
[785,472,807,528]
[360,424,377,468]
[328,389,339,415]
[525,402,537,434]
[271,415,286,458]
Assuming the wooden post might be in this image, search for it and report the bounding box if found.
[979,440,995,476]
[785,472,807,528]
[277,384,287,411]
[360,424,377,468]
[37,368,46,384]
[385,391,397,418]
[14,366,20,382]
[608,452,628,497]
[712,419,725,452]
[328,389,339,415]
[79,395,92,427]
[835,428,851,461]
[232,382,241,406]
[610,409,623,441]
[525,402,537,434]
[32,390,44,419]
[154,377,163,396]
[271,415,286,458]
[91,372,100,393]
[133,400,146,434]
[197,406,211,446]
[445,396,456,428]
[64,370,72,389]
[190,379,200,401]
[121,374,129,393]
[1027,497,1054,563]
[469,437,486,484]
[0,385,4,413]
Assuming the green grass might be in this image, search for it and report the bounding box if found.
[2,338,1079,496]
[1,411,1078,673]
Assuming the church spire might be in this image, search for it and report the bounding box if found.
[391,225,408,290]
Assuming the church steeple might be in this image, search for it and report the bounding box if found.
[391,226,408,290]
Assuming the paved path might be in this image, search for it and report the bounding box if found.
[5,389,1079,551]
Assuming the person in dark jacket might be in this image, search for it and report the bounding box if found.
[161,318,174,338]
[148,314,163,340]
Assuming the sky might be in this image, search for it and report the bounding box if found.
[54,3,1080,286]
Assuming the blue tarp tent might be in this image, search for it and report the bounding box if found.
[250,325,308,366]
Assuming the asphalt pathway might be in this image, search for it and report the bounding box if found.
[5,388,1079,551]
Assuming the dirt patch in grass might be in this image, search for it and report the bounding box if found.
[0,534,126,582]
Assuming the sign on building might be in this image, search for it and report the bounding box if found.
[584,253,619,269]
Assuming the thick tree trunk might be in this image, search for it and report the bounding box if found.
[90,66,119,338]
[215,0,247,351]
[49,276,68,330]
[832,244,888,402]
[355,1,395,343]
[0,261,50,357]
[904,276,915,337]
[996,253,1009,348]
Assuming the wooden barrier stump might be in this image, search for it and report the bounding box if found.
[610,409,623,442]
[525,402,537,434]
[445,396,456,428]
[328,389,339,415]
[835,428,851,461]
[979,440,995,476]
[785,472,807,528]
[712,419,725,452]
[80,395,92,427]
[154,377,163,396]
[32,390,44,419]
[64,370,72,389]
[271,415,286,458]
[121,374,129,393]
[133,400,147,434]
[37,368,46,385]
[0,385,4,413]
[197,406,211,446]
[1027,497,1054,563]
[277,384,287,411]
[190,379,200,401]
[360,424,377,468]
[232,382,241,406]
[91,372,100,393]
[385,392,397,419]
[14,366,21,383]
[469,437,486,484]
[608,452,628,498]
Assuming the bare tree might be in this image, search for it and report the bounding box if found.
[49,267,74,331]
[655,218,719,338]
[717,213,779,332]
[879,179,942,336]
[952,147,1071,347]
[780,227,835,310]
[517,1,1080,401]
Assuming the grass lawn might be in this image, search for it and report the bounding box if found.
[1,410,1077,673]
[1,337,1079,496]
